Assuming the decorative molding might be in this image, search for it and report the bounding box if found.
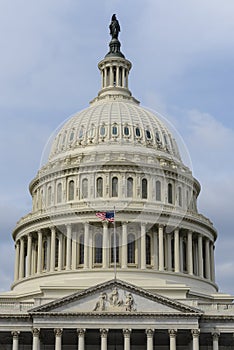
[32,328,40,337]
[54,328,63,337]
[191,329,200,337]
[168,329,177,337]
[11,331,20,338]
[123,329,132,337]
[77,329,86,337]
[145,329,154,337]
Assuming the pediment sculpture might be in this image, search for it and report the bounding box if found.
[93,287,136,312]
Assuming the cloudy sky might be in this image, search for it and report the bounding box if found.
[0,0,234,294]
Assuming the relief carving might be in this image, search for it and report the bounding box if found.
[93,288,136,312]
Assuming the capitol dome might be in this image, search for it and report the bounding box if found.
[11,16,217,300]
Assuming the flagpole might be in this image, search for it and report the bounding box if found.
[113,206,117,281]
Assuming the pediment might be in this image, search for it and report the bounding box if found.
[30,279,201,315]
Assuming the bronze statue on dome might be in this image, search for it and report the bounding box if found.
[109,14,120,40]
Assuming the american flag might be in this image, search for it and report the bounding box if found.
[95,211,115,222]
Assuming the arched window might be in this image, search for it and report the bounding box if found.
[142,178,148,199]
[127,234,135,264]
[124,126,130,136]
[57,183,62,203]
[68,180,75,201]
[168,183,173,204]
[127,177,133,197]
[43,240,47,270]
[69,130,75,142]
[146,234,151,265]
[100,125,106,136]
[112,177,118,197]
[111,233,119,264]
[146,130,151,139]
[112,125,118,136]
[47,186,52,206]
[178,187,182,207]
[135,127,141,137]
[156,180,161,201]
[82,178,88,199]
[94,233,103,264]
[96,177,103,197]
[79,234,84,265]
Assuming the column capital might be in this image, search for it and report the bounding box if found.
[146,329,154,337]
[54,328,63,336]
[32,328,40,337]
[158,224,164,230]
[50,226,56,232]
[11,331,20,338]
[123,329,132,337]
[168,329,177,337]
[100,328,109,337]
[77,328,86,336]
[102,221,108,228]
[191,329,200,337]
[212,331,220,340]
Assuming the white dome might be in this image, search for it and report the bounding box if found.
[49,99,181,163]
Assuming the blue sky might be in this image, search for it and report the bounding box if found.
[0,0,234,293]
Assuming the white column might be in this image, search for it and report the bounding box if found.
[153,230,158,270]
[167,233,172,271]
[123,329,131,350]
[77,329,86,350]
[146,329,154,350]
[14,241,20,281]
[12,331,20,350]
[100,329,108,350]
[174,229,180,272]
[19,237,25,278]
[32,328,40,350]
[104,68,107,87]
[72,232,77,270]
[50,227,56,272]
[46,235,51,271]
[102,222,108,269]
[168,329,177,350]
[122,222,127,268]
[37,230,43,274]
[84,222,89,269]
[66,224,72,270]
[198,234,203,277]
[122,68,125,87]
[54,328,63,350]
[210,243,215,282]
[191,329,200,350]
[116,66,120,86]
[110,66,114,86]
[141,223,146,269]
[58,233,63,271]
[26,233,32,276]
[158,225,164,271]
[187,230,193,275]
[212,332,219,350]
[205,239,211,279]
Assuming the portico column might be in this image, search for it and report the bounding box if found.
[174,229,180,272]
[167,233,172,271]
[123,329,131,350]
[198,235,203,277]
[14,241,20,281]
[141,223,146,269]
[77,329,86,350]
[205,239,211,279]
[122,222,127,268]
[12,331,20,350]
[100,329,108,350]
[187,231,193,275]
[50,227,56,272]
[27,233,32,276]
[212,332,219,350]
[158,225,164,271]
[146,329,154,350]
[153,230,158,270]
[84,222,89,269]
[168,329,177,350]
[66,224,72,270]
[191,329,200,350]
[54,328,63,350]
[37,230,43,274]
[32,328,40,350]
[19,237,25,278]
[102,222,109,269]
